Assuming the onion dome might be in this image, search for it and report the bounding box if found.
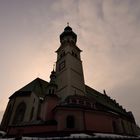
[60,23,77,44]
[46,70,57,95]
[50,70,56,83]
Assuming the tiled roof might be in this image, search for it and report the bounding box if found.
[85,85,128,116]
[9,78,49,99]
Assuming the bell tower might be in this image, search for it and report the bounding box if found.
[55,24,85,99]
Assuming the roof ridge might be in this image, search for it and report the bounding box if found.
[36,78,44,96]
[9,78,49,99]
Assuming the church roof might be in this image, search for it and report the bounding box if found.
[55,85,133,120]
[85,85,129,117]
[9,78,132,119]
[9,78,49,99]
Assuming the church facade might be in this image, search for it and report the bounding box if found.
[1,25,139,137]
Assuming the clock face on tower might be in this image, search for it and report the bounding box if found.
[59,61,65,71]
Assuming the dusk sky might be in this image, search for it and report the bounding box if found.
[0,0,140,126]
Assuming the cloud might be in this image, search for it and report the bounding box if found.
[76,0,140,125]
[75,0,140,87]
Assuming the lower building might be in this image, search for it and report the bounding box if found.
[1,25,139,137]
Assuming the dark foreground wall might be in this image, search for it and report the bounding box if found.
[13,136,140,140]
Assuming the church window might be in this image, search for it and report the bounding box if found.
[60,50,65,59]
[79,100,84,105]
[60,54,63,58]
[63,51,65,56]
[12,102,26,124]
[33,98,35,103]
[30,107,34,121]
[59,61,65,71]
[72,51,74,56]
[112,121,118,133]
[74,53,77,58]
[67,99,70,104]
[49,89,51,94]
[86,102,91,107]
[52,89,54,94]
[94,104,97,109]
[71,99,77,104]
[121,120,126,133]
[66,115,75,128]
[3,105,12,128]
[49,88,55,94]
[72,50,77,58]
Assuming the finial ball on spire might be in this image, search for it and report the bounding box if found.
[67,22,69,26]
[53,63,56,71]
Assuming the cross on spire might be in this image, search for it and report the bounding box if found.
[67,22,69,26]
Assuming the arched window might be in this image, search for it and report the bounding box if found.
[49,88,55,94]
[121,120,126,133]
[13,102,26,124]
[49,89,51,94]
[112,121,117,133]
[3,105,12,129]
[52,89,55,94]
[30,107,34,121]
[66,115,75,128]
[72,50,78,58]
[62,51,65,56]
[72,51,74,56]
[71,99,77,104]
[60,53,63,58]
[79,100,84,105]
[86,102,91,107]
[60,50,65,59]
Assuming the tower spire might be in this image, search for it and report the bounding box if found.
[53,63,56,71]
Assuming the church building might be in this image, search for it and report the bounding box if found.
[1,25,139,137]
